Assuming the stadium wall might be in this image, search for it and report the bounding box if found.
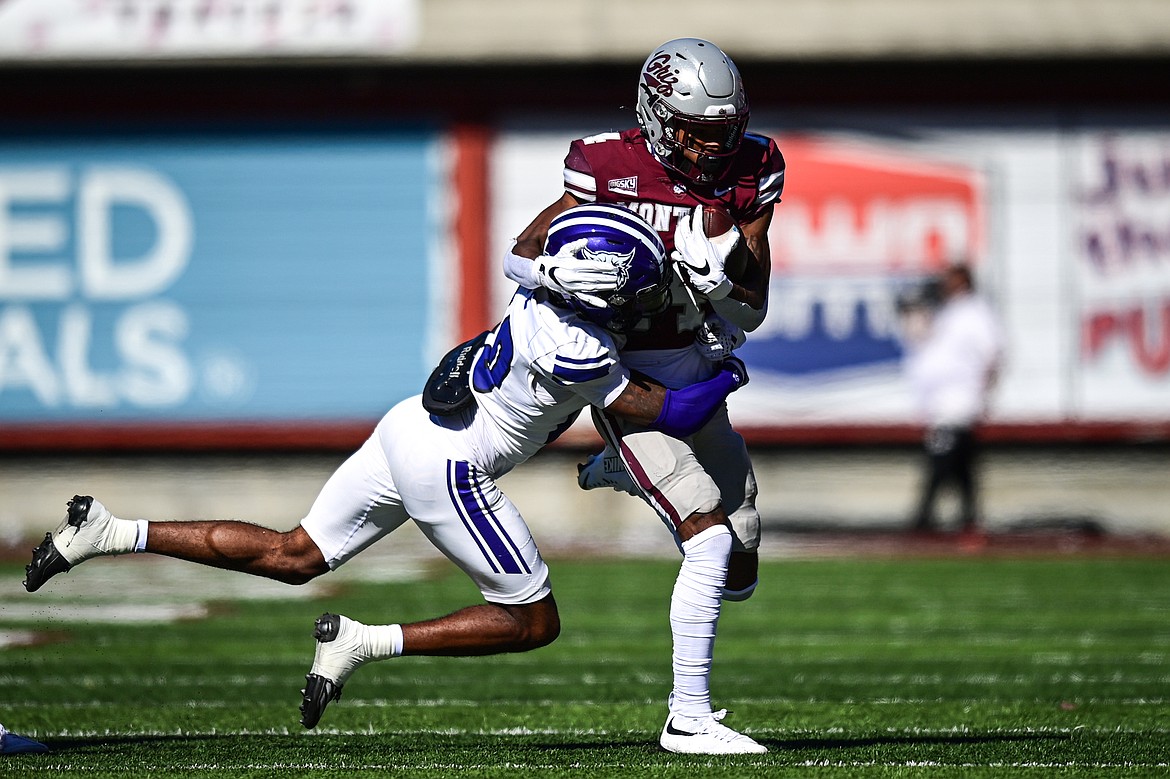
[2,61,1170,449]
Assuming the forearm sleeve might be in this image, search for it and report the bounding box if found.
[651,369,738,439]
[502,240,541,289]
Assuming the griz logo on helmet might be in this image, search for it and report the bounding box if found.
[643,53,678,97]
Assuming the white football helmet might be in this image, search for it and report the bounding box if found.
[635,38,749,185]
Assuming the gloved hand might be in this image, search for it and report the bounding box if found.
[694,314,747,362]
[536,238,616,308]
[576,445,638,496]
[672,206,737,300]
[722,355,750,389]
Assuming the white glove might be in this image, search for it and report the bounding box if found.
[535,238,618,309]
[694,313,747,361]
[576,445,638,496]
[672,206,737,300]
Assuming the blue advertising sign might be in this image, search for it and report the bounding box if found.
[0,129,438,422]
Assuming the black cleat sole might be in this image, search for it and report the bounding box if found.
[23,533,72,593]
[299,673,343,729]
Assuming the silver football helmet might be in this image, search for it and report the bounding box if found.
[635,38,749,185]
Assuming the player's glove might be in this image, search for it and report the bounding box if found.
[695,313,747,362]
[721,355,750,389]
[672,206,737,300]
[576,445,638,496]
[536,238,617,309]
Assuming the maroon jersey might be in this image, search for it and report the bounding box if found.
[562,127,785,350]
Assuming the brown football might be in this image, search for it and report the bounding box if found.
[702,204,737,238]
[702,205,750,280]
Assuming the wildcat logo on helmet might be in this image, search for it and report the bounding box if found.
[582,246,635,292]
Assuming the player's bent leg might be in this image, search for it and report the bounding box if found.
[24,495,142,592]
[299,595,559,728]
[691,410,762,600]
[402,594,560,656]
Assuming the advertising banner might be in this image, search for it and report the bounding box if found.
[0,129,439,426]
[0,0,419,60]
[491,116,1170,438]
[1074,131,1170,417]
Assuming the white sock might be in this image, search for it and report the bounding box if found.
[134,520,149,552]
[363,623,404,659]
[90,512,140,557]
[669,524,732,723]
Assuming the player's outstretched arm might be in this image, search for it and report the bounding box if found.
[605,360,748,439]
[503,193,620,301]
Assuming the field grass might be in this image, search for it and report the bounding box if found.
[2,554,1168,777]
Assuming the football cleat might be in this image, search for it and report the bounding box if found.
[659,709,768,754]
[576,447,638,496]
[299,613,371,729]
[24,495,122,593]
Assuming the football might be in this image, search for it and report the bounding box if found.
[701,205,750,280]
[702,204,737,238]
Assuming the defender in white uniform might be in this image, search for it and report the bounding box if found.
[23,204,763,754]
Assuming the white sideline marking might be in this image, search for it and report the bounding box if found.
[0,629,36,648]
[0,603,207,623]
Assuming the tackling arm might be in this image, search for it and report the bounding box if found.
[604,360,748,439]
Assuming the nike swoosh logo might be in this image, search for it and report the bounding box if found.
[714,186,735,197]
[665,718,697,737]
[685,257,711,275]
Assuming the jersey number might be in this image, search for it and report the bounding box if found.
[472,317,514,392]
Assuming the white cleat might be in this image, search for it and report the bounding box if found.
[576,446,638,496]
[24,495,135,592]
[659,709,768,755]
[300,613,372,728]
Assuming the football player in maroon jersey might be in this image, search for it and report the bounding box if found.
[502,37,783,754]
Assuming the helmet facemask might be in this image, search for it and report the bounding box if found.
[650,101,747,184]
[600,277,672,334]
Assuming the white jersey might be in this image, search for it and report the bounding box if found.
[301,287,630,601]
[452,287,630,475]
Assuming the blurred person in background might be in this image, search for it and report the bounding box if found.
[22,205,757,749]
[501,37,783,753]
[901,264,1004,539]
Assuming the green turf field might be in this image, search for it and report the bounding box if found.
[2,555,1168,777]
